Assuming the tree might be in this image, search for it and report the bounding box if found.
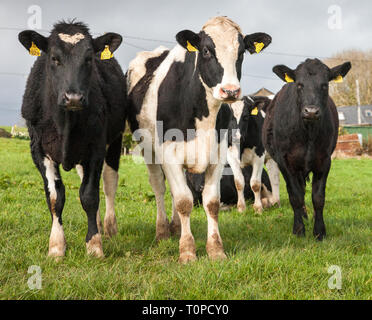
[325,49,372,107]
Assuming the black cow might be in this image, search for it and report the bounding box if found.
[127,16,271,263]
[18,21,127,258]
[263,58,351,240]
[186,165,272,207]
[227,96,280,213]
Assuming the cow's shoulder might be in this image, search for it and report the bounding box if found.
[127,46,169,93]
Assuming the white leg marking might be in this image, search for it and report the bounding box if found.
[227,147,246,212]
[103,161,118,237]
[265,157,281,206]
[203,163,226,260]
[162,164,195,263]
[44,157,66,257]
[147,163,169,240]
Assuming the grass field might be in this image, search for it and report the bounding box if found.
[0,134,371,300]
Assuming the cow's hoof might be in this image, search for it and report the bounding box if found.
[169,220,181,237]
[313,226,326,241]
[86,234,104,258]
[261,197,271,209]
[237,203,246,213]
[156,220,171,241]
[48,228,66,259]
[104,215,117,238]
[179,235,196,263]
[253,204,263,214]
[293,225,305,237]
[48,243,66,259]
[178,252,197,264]
[206,234,226,261]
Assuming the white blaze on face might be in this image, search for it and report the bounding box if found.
[58,33,85,45]
[202,17,243,100]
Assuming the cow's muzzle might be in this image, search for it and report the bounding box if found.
[302,105,320,121]
[63,92,84,111]
[219,85,241,101]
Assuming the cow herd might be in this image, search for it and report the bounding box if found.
[17,17,351,263]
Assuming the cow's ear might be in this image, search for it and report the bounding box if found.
[244,32,272,54]
[93,32,122,57]
[253,96,271,112]
[329,62,351,83]
[273,65,296,83]
[176,30,201,52]
[18,30,48,56]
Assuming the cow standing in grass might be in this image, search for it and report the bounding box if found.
[263,59,351,240]
[226,96,280,213]
[127,16,272,263]
[18,21,127,258]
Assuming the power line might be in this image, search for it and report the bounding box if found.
[2,26,372,63]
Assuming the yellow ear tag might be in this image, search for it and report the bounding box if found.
[29,42,41,56]
[186,41,198,52]
[334,75,343,83]
[254,42,264,54]
[285,73,294,83]
[251,107,258,115]
[101,45,113,60]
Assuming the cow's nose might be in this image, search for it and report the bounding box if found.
[303,106,320,120]
[220,85,241,100]
[64,92,84,109]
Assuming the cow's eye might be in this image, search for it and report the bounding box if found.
[85,56,92,64]
[321,83,328,90]
[203,47,211,58]
[297,83,304,90]
[51,56,61,66]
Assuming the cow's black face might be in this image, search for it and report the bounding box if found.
[49,37,94,110]
[176,17,272,103]
[273,59,351,122]
[18,24,122,112]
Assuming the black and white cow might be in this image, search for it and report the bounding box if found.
[18,21,127,258]
[227,96,280,213]
[263,59,351,240]
[186,165,272,207]
[127,17,271,263]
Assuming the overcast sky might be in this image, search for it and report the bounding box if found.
[0,0,371,125]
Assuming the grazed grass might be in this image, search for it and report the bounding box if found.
[0,136,371,299]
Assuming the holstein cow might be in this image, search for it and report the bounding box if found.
[127,17,272,262]
[227,96,280,213]
[18,21,127,258]
[186,165,272,207]
[263,58,351,240]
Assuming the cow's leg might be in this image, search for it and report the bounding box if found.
[170,197,181,236]
[312,158,331,241]
[80,159,104,257]
[280,165,307,236]
[203,163,226,260]
[76,165,102,234]
[227,148,246,212]
[146,163,170,241]
[31,143,66,258]
[103,135,122,237]
[265,157,281,207]
[162,164,195,263]
[250,154,265,213]
[42,157,66,258]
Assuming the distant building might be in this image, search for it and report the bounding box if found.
[250,87,275,99]
[338,105,372,140]
[337,105,372,126]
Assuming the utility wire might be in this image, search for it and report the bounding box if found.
[2,26,372,63]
